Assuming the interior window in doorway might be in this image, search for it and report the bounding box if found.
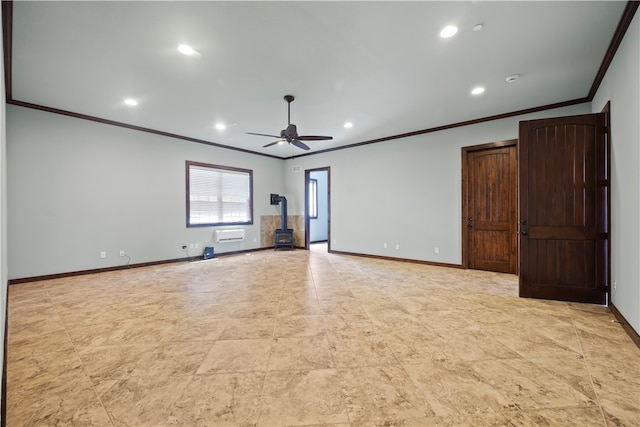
[308,178,318,219]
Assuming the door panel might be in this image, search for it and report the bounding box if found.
[519,113,608,304]
[463,143,517,274]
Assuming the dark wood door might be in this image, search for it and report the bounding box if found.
[519,113,608,304]
[463,142,517,274]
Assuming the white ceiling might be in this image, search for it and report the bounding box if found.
[9,1,628,158]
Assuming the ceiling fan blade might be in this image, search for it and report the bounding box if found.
[298,135,333,141]
[291,139,310,150]
[262,140,284,148]
[246,132,280,138]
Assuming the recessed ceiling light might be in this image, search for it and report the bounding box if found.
[178,44,197,56]
[471,86,485,95]
[440,25,458,38]
[215,123,226,130]
[124,98,138,106]
[505,74,520,83]
[344,122,353,128]
[473,24,484,32]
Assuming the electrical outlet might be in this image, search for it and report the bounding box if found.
[119,250,125,257]
[383,243,387,249]
[434,247,439,254]
[613,280,617,290]
[195,243,199,249]
[395,244,400,250]
[190,243,194,249]
[100,251,106,259]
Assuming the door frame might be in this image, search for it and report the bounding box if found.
[461,139,518,271]
[304,167,331,251]
[601,101,611,305]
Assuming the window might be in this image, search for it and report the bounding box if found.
[308,178,318,219]
[186,161,253,227]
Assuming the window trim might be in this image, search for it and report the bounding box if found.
[185,160,254,228]
[308,178,318,219]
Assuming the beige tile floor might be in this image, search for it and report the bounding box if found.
[6,245,640,426]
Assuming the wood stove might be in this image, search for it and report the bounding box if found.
[270,193,294,250]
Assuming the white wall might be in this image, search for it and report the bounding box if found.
[285,104,592,265]
[593,11,640,334]
[7,105,285,279]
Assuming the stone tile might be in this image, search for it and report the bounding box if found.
[483,323,584,359]
[100,375,193,427]
[274,314,326,338]
[259,369,349,426]
[64,317,176,346]
[470,357,598,411]
[404,360,515,417]
[8,348,85,388]
[319,295,367,315]
[78,341,214,380]
[505,406,606,426]
[166,372,264,426]
[324,313,375,338]
[340,365,434,423]
[165,316,228,341]
[438,329,521,362]
[327,333,399,368]
[8,328,75,361]
[218,317,275,339]
[7,370,112,427]
[196,339,272,374]
[268,335,335,371]
[395,413,511,426]
[382,330,447,364]
[587,355,640,427]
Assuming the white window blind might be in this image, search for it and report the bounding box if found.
[187,162,253,226]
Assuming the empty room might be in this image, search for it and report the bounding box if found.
[1,1,639,426]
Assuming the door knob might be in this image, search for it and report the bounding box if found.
[521,220,528,226]
[521,230,528,236]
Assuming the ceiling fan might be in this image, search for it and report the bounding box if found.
[246,95,333,151]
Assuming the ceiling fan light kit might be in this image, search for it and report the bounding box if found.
[246,95,333,151]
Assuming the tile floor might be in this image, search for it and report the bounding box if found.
[6,245,640,426]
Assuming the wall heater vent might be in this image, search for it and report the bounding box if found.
[213,229,245,243]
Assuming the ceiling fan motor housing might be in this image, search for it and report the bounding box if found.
[284,124,297,141]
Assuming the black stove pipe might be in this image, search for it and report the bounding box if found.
[270,193,288,229]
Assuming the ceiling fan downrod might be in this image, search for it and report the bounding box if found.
[284,95,294,125]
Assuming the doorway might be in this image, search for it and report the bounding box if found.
[462,140,518,274]
[305,167,330,251]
